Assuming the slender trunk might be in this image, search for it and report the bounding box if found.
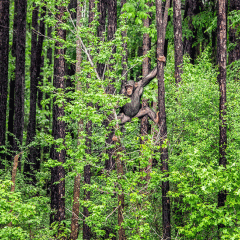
[116,145,126,240]
[173,0,183,83]
[0,0,10,167]
[155,0,171,239]
[97,0,106,79]
[70,2,82,239]
[217,0,227,228]
[70,174,81,240]
[83,118,92,239]
[12,0,18,58]
[229,0,240,64]
[8,152,22,227]
[13,0,27,168]
[24,4,39,182]
[83,2,95,239]
[105,0,117,171]
[121,0,128,83]
[50,6,66,239]
[141,4,151,138]
[8,79,15,155]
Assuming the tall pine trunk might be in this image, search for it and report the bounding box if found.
[50,5,66,238]
[0,0,10,167]
[97,0,106,79]
[70,2,81,240]
[155,0,171,239]
[83,1,95,239]
[24,5,45,183]
[105,0,117,171]
[217,0,227,230]
[13,0,27,165]
[173,0,183,83]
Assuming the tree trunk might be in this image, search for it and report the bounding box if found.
[0,0,10,167]
[155,0,171,239]
[173,0,183,83]
[105,0,117,171]
[217,0,227,227]
[121,0,128,83]
[24,5,45,183]
[70,2,82,239]
[70,174,81,240]
[83,1,95,239]
[50,6,66,239]
[229,0,240,64]
[116,145,126,240]
[13,0,27,167]
[97,0,106,79]
[141,4,151,138]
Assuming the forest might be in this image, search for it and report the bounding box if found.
[0,0,240,239]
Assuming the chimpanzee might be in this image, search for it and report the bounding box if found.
[118,66,158,124]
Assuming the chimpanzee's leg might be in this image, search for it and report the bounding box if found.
[134,107,158,123]
[118,112,131,124]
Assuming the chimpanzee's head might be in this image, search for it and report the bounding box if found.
[125,80,135,96]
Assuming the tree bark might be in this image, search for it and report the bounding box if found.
[141,4,151,138]
[229,0,240,64]
[155,0,171,239]
[116,145,126,240]
[217,0,227,220]
[105,0,117,171]
[97,0,107,79]
[0,0,10,167]
[70,2,82,239]
[13,0,27,167]
[50,6,66,239]
[24,5,45,183]
[83,2,95,239]
[121,0,128,83]
[70,174,81,240]
[173,0,183,83]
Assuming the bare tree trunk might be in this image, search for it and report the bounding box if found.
[121,0,128,83]
[50,6,66,240]
[141,4,151,138]
[70,174,81,240]
[70,3,82,239]
[13,0,27,169]
[0,0,9,167]
[229,0,240,64]
[97,0,107,79]
[116,145,126,240]
[217,0,227,231]
[83,2,95,239]
[83,120,92,239]
[105,0,117,171]
[24,5,45,183]
[155,0,171,239]
[173,0,183,83]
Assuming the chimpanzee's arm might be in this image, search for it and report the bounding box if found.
[140,66,157,88]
